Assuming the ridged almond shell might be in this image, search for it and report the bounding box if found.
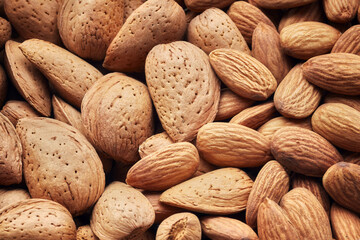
[0,17,11,49]
[138,132,174,159]
[76,225,99,240]
[1,100,40,127]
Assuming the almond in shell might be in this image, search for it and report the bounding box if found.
[0,17,11,49]
[184,0,235,12]
[138,132,174,158]
[251,0,317,9]
[1,100,40,127]
[0,188,30,209]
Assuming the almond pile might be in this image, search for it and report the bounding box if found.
[1,0,360,240]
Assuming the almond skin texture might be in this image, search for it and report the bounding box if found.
[0,188,30,209]
[251,0,316,9]
[323,0,359,23]
[280,21,341,60]
[246,160,290,229]
[5,40,51,116]
[201,216,258,240]
[323,162,360,214]
[160,168,254,215]
[187,8,250,55]
[324,93,360,112]
[138,132,174,158]
[1,100,40,127]
[126,142,200,191]
[184,0,234,12]
[90,182,155,240]
[332,25,360,55]
[58,0,124,61]
[146,41,220,142]
[312,103,360,152]
[103,0,186,72]
[252,23,292,84]
[209,48,277,101]
[0,113,22,186]
[227,1,275,44]
[16,118,105,216]
[4,0,61,44]
[280,188,332,240]
[0,17,11,49]
[123,0,146,20]
[0,199,76,240]
[156,212,201,240]
[19,39,103,108]
[274,64,322,119]
[331,203,360,240]
[343,151,360,165]
[76,225,99,240]
[271,126,342,177]
[257,198,300,240]
[303,53,360,95]
[0,65,7,107]
[196,122,272,168]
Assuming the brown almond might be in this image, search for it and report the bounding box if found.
[184,0,234,12]
[123,0,146,20]
[332,25,360,55]
[0,17,11,49]
[138,132,174,158]
[251,0,316,9]
[342,151,360,165]
[210,48,277,101]
[0,188,30,209]
[197,122,272,168]
[323,0,359,23]
[76,225,99,240]
[324,93,360,112]
[0,65,7,106]
[330,203,360,240]
[193,156,217,177]
[1,100,40,127]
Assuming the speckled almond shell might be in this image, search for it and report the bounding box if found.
[251,0,316,9]
[0,113,22,186]
[76,225,99,240]
[1,100,41,127]
[0,198,76,240]
[5,40,51,116]
[138,132,174,158]
[4,0,61,44]
[19,39,103,108]
[90,182,155,240]
[187,8,250,55]
[0,17,11,49]
[0,188,30,210]
[82,72,153,164]
[58,0,124,61]
[146,41,220,142]
[103,0,187,72]
[16,117,105,216]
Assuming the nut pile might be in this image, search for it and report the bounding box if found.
[0,0,360,239]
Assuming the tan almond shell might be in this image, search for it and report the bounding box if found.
[16,117,105,216]
[90,182,155,240]
[323,162,360,214]
[274,64,322,119]
[230,101,277,129]
[5,40,51,116]
[227,1,275,44]
[324,93,360,112]
[76,225,99,240]
[330,203,360,240]
[123,0,146,21]
[156,212,201,240]
[19,39,103,108]
[184,0,234,12]
[0,198,76,240]
[160,168,254,215]
[201,216,258,240]
[4,0,61,44]
[138,132,174,159]
[312,103,360,152]
[210,48,277,101]
[246,160,290,229]
[81,72,154,164]
[103,0,186,72]
[323,0,359,23]
[196,122,272,168]
[271,126,342,177]
[0,17,11,49]
[146,41,220,143]
[58,0,124,61]
[0,112,22,186]
[0,65,7,107]
[1,100,40,127]
[0,188,30,210]
[251,0,316,9]
[193,156,217,177]
[332,25,360,55]
[126,142,200,191]
[187,8,250,55]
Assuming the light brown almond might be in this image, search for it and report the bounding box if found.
[332,25,360,55]
[330,203,360,240]
[0,65,7,107]
[1,100,40,127]
[0,17,11,49]
[0,188,30,209]
[323,0,359,23]
[76,225,99,240]
[184,0,234,12]
[324,93,360,112]
[123,0,146,20]
[138,132,174,159]
[251,0,316,9]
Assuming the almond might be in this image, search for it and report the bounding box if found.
[246,160,290,228]
[126,142,200,191]
[139,132,174,158]
[323,0,359,23]
[0,188,30,209]
[160,168,254,214]
[187,8,250,55]
[332,25,360,55]
[201,216,258,240]
[184,0,235,12]
[90,182,155,240]
[196,122,272,168]
[330,203,360,240]
[342,151,360,165]
[4,0,61,44]
[58,0,124,61]
[103,0,186,72]
[193,155,217,177]
[209,48,277,101]
[16,117,105,216]
[0,65,7,106]
[1,100,40,126]
[76,225,99,240]
[5,40,51,116]
[252,22,292,84]
[280,188,332,240]
[156,212,201,240]
[324,93,360,112]
[0,198,76,240]
[271,126,342,177]
[323,162,360,214]
[229,101,277,129]
[312,103,360,152]
[227,1,275,44]
[146,41,220,142]
[274,64,322,119]
[0,17,11,48]
[280,21,341,60]
[0,113,22,186]
[19,39,103,108]
[123,0,146,20]
[251,0,316,9]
